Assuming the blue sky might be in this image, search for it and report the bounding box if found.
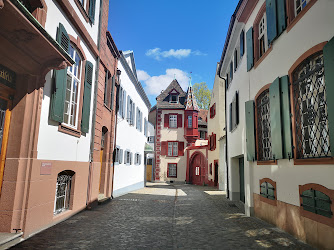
[108,0,239,107]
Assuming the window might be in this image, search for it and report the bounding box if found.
[240,30,245,58]
[167,163,177,178]
[54,171,74,215]
[104,70,109,105]
[168,142,178,157]
[127,97,135,125]
[301,189,332,218]
[229,92,239,132]
[170,94,178,103]
[118,86,126,118]
[188,116,192,128]
[295,0,309,16]
[144,118,148,136]
[234,49,238,71]
[209,163,212,175]
[258,13,268,58]
[226,73,229,89]
[256,89,272,161]
[148,136,155,143]
[292,52,331,159]
[101,126,107,149]
[260,182,275,200]
[169,115,177,128]
[125,151,131,164]
[195,166,200,176]
[114,147,120,163]
[135,153,141,165]
[209,133,216,151]
[230,62,233,82]
[64,44,82,127]
[200,131,206,140]
[136,108,142,131]
[210,103,216,118]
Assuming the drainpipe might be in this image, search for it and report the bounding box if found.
[217,71,229,199]
[86,0,103,207]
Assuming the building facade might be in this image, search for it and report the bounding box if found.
[149,80,209,185]
[112,51,151,197]
[219,0,334,248]
[207,64,226,190]
[0,0,118,240]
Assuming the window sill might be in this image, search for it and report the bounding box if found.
[294,157,334,165]
[167,176,177,178]
[254,46,273,70]
[257,160,277,165]
[58,124,81,138]
[103,103,113,113]
[286,0,318,33]
[259,195,277,206]
[74,0,90,24]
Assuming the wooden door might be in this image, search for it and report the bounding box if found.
[214,162,218,186]
[239,157,245,203]
[146,159,152,182]
[0,98,11,196]
[190,153,204,186]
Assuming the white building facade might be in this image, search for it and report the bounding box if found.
[219,0,334,248]
[113,51,151,197]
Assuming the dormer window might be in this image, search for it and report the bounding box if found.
[169,89,179,103]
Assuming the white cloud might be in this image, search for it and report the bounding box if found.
[137,70,150,81]
[146,48,206,60]
[139,69,189,96]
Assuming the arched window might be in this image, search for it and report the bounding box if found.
[54,170,75,215]
[301,189,332,218]
[256,89,272,161]
[64,45,82,128]
[292,52,330,159]
[101,126,108,149]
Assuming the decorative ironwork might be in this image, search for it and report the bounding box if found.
[260,182,275,200]
[256,89,272,161]
[54,173,73,215]
[292,52,331,159]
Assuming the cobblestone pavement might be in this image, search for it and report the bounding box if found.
[13,183,313,249]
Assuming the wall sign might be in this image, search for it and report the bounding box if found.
[0,64,16,89]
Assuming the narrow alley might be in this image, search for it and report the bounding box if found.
[13,183,312,249]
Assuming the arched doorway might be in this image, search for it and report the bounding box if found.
[189,151,206,186]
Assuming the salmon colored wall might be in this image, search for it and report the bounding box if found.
[253,193,334,249]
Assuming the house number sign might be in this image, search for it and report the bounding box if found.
[0,64,16,89]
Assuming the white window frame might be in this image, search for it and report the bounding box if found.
[64,44,82,128]
[168,142,178,157]
[170,94,179,103]
[169,114,177,128]
[295,0,308,16]
[258,13,268,58]
[54,172,73,215]
[115,146,120,164]
[188,116,192,128]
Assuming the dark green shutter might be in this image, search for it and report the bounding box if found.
[240,30,245,57]
[266,0,278,44]
[246,27,254,71]
[236,91,239,125]
[277,0,287,35]
[110,76,115,110]
[229,103,232,132]
[230,62,233,81]
[280,75,293,159]
[324,36,334,153]
[269,77,283,159]
[50,23,69,123]
[81,61,93,133]
[245,101,256,161]
[88,0,96,22]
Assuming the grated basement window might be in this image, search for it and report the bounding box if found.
[301,189,333,218]
[260,182,275,200]
[256,89,272,161]
[54,172,73,215]
[292,52,331,159]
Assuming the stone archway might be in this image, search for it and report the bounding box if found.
[189,151,206,186]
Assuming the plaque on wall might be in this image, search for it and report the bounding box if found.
[40,162,52,175]
[0,64,16,89]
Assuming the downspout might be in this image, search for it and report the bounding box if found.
[217,72,229,199]
[86,0,103,208]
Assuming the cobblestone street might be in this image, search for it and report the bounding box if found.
[13,183,312,249]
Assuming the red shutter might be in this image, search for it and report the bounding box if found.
[213,134,216,150]
[208,135,211,150]
[161,141,167,155]
[214,103,216,117]
[177,114,182,128]
[164,114,169,128]
[178,141,184,156]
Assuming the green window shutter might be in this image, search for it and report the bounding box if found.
[88,0,96,23]
[269,77,283,159]
[277,0,287,35]
[229,103,232,132]
[230,62,233,81]
[246,27,254,71]
[324,36,334,154]
[245,101,256,161]
[50,23,69,123]
[81,61,93,133]
[110,76,115,110]
[280,75,293,159]
[240,30,245,57]
[56,23,70,52]
[266,0,278,44]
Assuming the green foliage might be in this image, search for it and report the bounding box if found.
[192,82,211,110]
